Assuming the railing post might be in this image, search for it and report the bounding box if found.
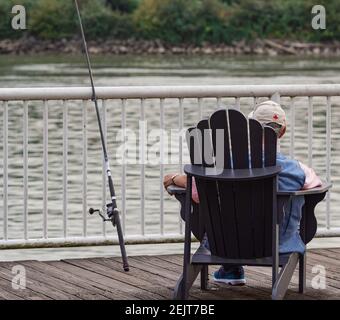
[252,96,257,112]
[43,100,48,239]
[308,96,313,168]
[140,98,146,236]
[235,97,240,111]
[62,100,68,238]
[23,101,28,240]
[216,97,222,107]
[274,93,281,152]
[179,98,184,234]
[121,99,127,234]
[198,98,203,121]
[3,101,8,241]
[289,97,295,159]
[326,96,331,229]
[82,99,87,237]
[160,98,165,235]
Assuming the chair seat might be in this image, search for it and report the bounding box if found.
[191,244,292,267]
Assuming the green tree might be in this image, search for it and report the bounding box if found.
[134,0,229,44]
[30,0,76,39]
[105,0,139,13]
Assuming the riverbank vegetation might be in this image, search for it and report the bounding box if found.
[0,0,339,52]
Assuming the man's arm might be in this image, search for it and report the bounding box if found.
[298,161,322,190]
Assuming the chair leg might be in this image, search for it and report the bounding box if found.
[272,253,299,300]
[173,265,202,299]
[173,274,185,300]
[200,265,208,290]
[299,253,306,294]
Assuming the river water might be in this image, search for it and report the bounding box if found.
[0,54,340,241]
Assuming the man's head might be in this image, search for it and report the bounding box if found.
[248,100,286,138]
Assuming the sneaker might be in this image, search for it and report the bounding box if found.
[212,266,246,286]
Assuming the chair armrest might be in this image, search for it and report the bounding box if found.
[166,185,186,195]
[277,182,332,196]
[183,164,281,182]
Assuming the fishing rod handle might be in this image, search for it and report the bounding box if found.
[113,213,129,272]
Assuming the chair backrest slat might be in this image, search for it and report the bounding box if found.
[264,126,277,166]
[186,127,201,165]
[249,118,263,168]
[216,182,240,257]
[228,109,249,169]
[230,182,255,257]
[197,119,214,168]
[194,119,220,254]
[210,109,231,169]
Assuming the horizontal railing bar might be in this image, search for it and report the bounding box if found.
[2,84,340,100]
[315,228,340,238]
[0,228,338,249]
[0,234,190,249]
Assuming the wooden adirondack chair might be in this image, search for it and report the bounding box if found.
[168,108,331,300]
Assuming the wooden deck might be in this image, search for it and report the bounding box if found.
[0,248,340,300]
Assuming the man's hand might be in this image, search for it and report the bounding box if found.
[163,173,187,190]
[163,173,176,189]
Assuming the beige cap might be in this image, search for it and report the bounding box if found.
[249,100,286,127]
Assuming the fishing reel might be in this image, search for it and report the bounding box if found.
[89,203,118,226]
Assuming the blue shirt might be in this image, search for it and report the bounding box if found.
[277,153,305,192]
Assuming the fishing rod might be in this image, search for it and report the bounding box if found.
[74,0,129,272]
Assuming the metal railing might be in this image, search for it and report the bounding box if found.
[0,84,339,249]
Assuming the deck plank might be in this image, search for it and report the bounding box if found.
[110,256,209,300]
[38,260,133,300]
[88,257,176,298]
[89,257,217,300]
[304,252,340,291]
[0,263,68,300]
[0,277,25,300]
[46,260,143,300]
[0,249,339,300]
[19,261,110,300]
[63,258,167,300]
[18,260,112,299]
